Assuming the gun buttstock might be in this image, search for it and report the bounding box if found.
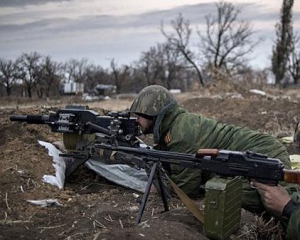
[283,169,300,184]
[196,149,219,158]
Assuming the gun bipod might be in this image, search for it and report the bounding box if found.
[135,162,169,224]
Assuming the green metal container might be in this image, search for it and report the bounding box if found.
[204,176,242,240]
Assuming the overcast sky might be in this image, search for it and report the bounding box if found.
[0,0,300,69]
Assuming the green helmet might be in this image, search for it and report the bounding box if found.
[130,85,175,116]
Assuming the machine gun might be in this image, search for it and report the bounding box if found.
[88,143,300,224]
[10,105,139,140]
[10,105,141,175]
[94,144,300,185]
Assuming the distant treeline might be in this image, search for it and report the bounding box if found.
[0,1,299,98]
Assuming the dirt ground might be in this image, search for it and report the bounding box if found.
[1,83,300,240]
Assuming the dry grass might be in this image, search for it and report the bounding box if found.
[255,214,284,240]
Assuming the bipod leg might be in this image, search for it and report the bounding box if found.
[156,165,169,212]
[135,162,158,225]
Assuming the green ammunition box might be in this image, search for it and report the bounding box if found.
[204,176,242,240]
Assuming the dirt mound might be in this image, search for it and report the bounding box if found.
[0,85,299,239]
[182,97,299,137]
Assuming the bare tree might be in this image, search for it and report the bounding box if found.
[288,34,300,84]
[0,58,19,96]
[158,42,183,89]
[110,59,130,94]
[64,58,90,83]
[137,43,176,87]
[38,56,63,98]
[17,52,43,98]
[136,42,185,90]
[161,13,204,86]
[271,0,294,85]
[199,1,260,74]
[138,47,163,86]
[84,64,110,91]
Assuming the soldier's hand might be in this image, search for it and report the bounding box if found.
[251,180,291,214]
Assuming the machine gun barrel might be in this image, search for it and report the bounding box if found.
[10,114,51,124]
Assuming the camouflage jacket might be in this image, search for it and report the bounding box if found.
[153,102,291,196]
[286,205,300,240]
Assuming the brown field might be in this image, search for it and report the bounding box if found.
[1,83,300,240]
